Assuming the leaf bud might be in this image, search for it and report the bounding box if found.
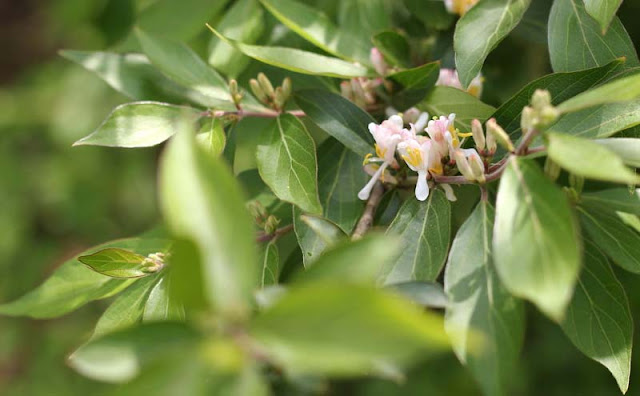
[486,118,514,152]
[531,89,552,111]
[257,72,275,98]
[264,215,280,235]
[281,77,292,100]
[538,106,560,129]
[250,79,268,104]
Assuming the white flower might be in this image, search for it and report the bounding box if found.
[436,68,483,98]
[397,136,433,201]
[426,113,458,161]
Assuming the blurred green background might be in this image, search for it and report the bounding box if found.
[1,0,640,394]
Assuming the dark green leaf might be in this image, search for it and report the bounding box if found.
[295,90,375,157]
[422,86,496,131]
[561,240,632,394]
[546,132,640,184]
[404,0,454,31]
[493,157,581,321]
[79,248,154,278]
[250,283,450,376]
[381,190,451,284]
[256,114,322,214]
[581,188,640,215]
[337,0,391,47]
[445,202,525,396]
[548,0,638,72]
[260,241,280,287]
[372,31,411,68]
[388,281,448,309]
[454,0,532,88]
[73,102,199,148]
[388,62,441,110]
[584,0,623,33]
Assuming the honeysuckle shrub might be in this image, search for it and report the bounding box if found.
[3,0,640,394]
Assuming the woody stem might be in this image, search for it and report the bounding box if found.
[352,182,385,240]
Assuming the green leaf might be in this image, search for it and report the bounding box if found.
[92,274,160,339]
[550,99,640,138]
[421,86,496,131]
[256,114,322,214]
[403,0,454,31]
[250,283,450,376]
[493,157,581,321]
[491,60,623,137]
[548,0,638,73]
[445,202,525,396]
[79,248,153,278]
[584,0,623,33]
[295,90,375,157]
[73,102,199,148]
[69,322,200,383]
[160,118,258,315]
[581,188,640,215]
[388,62,441,110]
[196,118,226,157]
[594,138,640,167]
[135,29,233,109]
[546,132,640,184]
[0,238,170,319]
[208,0,264,78]
[557,74,640,113]
[259,0,371,64]
[560,240,632,394]
[381,190,451,284]
[143,274,185,322]
[337,0,391,48]
[578,204,640,273]
[372,31,411,68]
[292,234,400,285]
[454,0,532,88]
[260,241,280,287]
[388,281,448,309]
[208,27,369,78]
[300,214,346,244]
[293,207,330,267]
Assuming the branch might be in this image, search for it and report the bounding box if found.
[352,182,385,240]
[202,109,306,119]
[256,224,294,243]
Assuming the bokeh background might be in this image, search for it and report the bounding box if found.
[1,0,640,394]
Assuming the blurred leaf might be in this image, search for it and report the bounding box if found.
[445,202,524,396]
[250,283,450,376]
[92,274,160,339]
[491,60,624,137]
[389,62,441,110]
[388,281,448,309]
[0,238,170,318]
[581,188,640,215]
[578,204,640,273]
[372,31,411,68]
[454,0,531,88]
[135,29,234,109]
[143,274,185,322]
[74,102,199,147]
[292,234,400,285]
[594,138,640,167]
[493,157,580,321]
[295,90,375,157]
[560,240,632,394]
[208,27,369,78]
[196,118,226,157]
[260,241,280,287]
[160,119,258,315]
[300,214,346,244]
[546,132,640,184]
[422,86,496,131]
[404,0,454,31]
[557,73,640,113]
[381,190,451,284]
[208,0,264,78]
[259,0,371,64]
[550,99,640,138]
[548,0,638,72]
[69,322,200,383]
[338,0,391,45]
[79,248,153,278]
[584,0,623,33]
[256,114,322,214]
[293,207,329,267]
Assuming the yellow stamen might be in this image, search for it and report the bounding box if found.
[363,153,373,165]
[402,147,423,168]
[375,144,387,160]
[429,162,444,175]
[457,132,473,138]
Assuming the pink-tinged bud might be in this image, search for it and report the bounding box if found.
[467,150,486,183]
[471,119,485,151]
[453,149,475,181]
[370,47,388,76]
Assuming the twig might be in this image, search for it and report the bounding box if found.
[515,128,539,155]
[352,182,385,240]
[256,224,294,243]
[202,109,306,119]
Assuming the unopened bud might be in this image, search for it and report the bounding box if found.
[370,47,388,76]
[351,78,367,107]
[538,106,560,129]
[486,118,514,152]
[247,201,267,223]
[569,174,584,194]
[250,79,268,104]
[453,149,475,181]
[531,89,552,111]
[257,73,275,98]
[281,77,292,100]
[440,183,457,202]
[229,79,239,96]
[520,106,535,134]
[471,119,485,151]
[273,87,286,110]
[468,151,486,183]
[544,157,561,181]
[264,215,280,235]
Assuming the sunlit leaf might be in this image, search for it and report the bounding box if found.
[557,74,640,113]
[422,86,496,131]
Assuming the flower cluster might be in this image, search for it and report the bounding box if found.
[359,111,505,201]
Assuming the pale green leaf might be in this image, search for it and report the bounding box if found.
[260,241,280,287]
[256,114,322,214]
[493,157,581,321]
[143,274,185,322]
[584,0,624,33]
[454,0,531,88]
[561,240,632,394]
[422,86,496,131]
[300,215,346,245]
[293,207,329,267]
[79,248,152,278]
[557,74,640,113]
[74,102,199,148]
[551,99,640,138]
[594,138,640,167]
[381,190,451,284]
[388,281,448,309]
[445,202,525,396]
[208,27,369,78]
[546,132,640,184]
[196,117,226,157]
[548,0,638,72]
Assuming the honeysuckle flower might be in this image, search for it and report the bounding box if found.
[370,47,389,76]
[426,113,459,159]
[444,0,479,16]
[385,107,430,133]
[436,68,484,98]
[397,136,433,201]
